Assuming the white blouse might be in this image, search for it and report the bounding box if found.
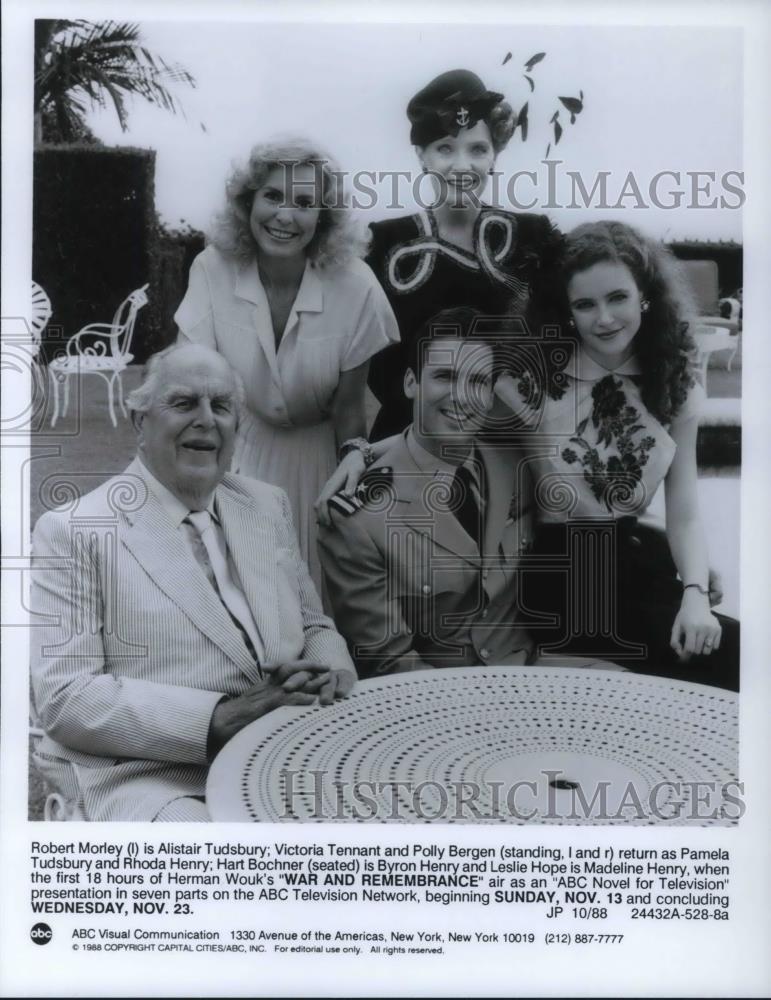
[175,245,399,428]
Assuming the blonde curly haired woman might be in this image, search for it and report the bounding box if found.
[176,137,398,596]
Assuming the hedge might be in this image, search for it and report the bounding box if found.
[33,145,159,362]
[668,241,743,298]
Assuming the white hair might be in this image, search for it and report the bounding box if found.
[126,344,246,418]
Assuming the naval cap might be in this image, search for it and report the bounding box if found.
[407,69,504,147]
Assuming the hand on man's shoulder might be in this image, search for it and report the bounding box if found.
[325,465,395,521]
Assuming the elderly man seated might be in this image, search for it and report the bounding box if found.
[31,344,355,821]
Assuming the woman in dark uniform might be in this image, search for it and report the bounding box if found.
[367,67,562,440]
[316,69,562,516]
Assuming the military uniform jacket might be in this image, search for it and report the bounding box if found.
[318,431,534,677]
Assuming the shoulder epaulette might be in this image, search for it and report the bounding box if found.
[327,467,393,517]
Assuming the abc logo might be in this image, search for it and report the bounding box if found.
[30,922,53,945]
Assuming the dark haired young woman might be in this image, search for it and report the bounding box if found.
[494,220,739,689]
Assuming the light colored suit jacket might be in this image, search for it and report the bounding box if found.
[318,432,535,677]
[31,458,353,821]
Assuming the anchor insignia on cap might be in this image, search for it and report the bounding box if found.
[456,106,470,127]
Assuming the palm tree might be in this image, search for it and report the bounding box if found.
[34,20,197,144]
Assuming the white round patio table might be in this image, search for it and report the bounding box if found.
[207,666,738,825]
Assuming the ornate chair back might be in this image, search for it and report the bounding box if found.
[30,282,52,354]
[108,284,150,360]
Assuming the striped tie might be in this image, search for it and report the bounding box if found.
[184,511,263,674]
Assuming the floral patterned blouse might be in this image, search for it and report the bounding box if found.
[498,347,706,523]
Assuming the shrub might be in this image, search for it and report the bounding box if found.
[33,144,157,362]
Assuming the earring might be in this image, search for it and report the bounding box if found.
[567,318,576,329]
[641,299,650,313]
[422,165,428,174]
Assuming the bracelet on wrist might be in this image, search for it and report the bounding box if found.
[338,437,374,466]
[683,582,710,596]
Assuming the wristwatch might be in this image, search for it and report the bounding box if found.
[338,437,374,466]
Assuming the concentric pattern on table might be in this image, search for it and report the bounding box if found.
[207,667,738,825]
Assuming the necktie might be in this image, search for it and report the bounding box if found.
[452,460,485,549]
[184,510,264,672]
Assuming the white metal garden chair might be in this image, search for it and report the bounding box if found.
[29,281,52,401]
[48,283,149,428]
[680,260,741,376]
[31,281,52,347]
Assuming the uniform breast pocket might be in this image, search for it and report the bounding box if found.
[396,565,483,637]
